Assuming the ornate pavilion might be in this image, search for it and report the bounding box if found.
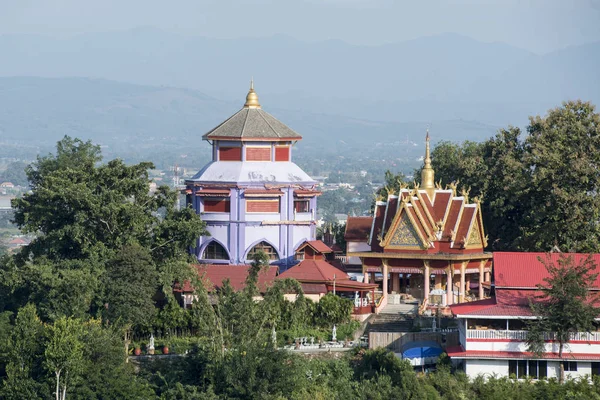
[347,133,492,310]
[185,82,320,270]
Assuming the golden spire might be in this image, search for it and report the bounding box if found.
[244,78,261,109]
[421,129,435,198]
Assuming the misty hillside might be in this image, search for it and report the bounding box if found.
[0,29,597,126]
[0,77,499,171]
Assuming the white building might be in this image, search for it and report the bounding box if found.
[448,252,600,380]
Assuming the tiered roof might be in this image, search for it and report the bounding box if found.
[202,81,302,142]
[369,185,487,252]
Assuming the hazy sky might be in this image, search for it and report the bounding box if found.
[1,0,599,53]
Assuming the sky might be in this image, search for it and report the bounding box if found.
[0,0,599,53]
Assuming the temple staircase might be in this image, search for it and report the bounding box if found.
[364,303,417,334]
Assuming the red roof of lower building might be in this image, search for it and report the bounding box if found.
[296,240,332,254]
[446,346,600,361]
[277,259,348,282]
[182,264,277,293]
[494,252,600,288]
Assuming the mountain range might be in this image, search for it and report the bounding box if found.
[0,28,598,126]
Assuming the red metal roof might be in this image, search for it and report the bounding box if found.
[345,216,373,241]
[277,259,349,282]
[183,264,277,293]
[453,206,476,246]
[442,198,463,240]
[370,203,386,252]
[243,189,284,197]
[383,197,398,236]
[494,252,600,289]
[446,346,600,361]
[432,191,452,225]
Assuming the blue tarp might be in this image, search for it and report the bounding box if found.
[401,341,443,359]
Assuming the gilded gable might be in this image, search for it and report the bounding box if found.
[387,212,423,248]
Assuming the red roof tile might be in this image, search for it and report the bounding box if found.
[412,198,434,237]
[184,264,277,293]
[432,191,452,223]
[382,197,398,236]
[442,198,463,240]
[453,206,476,246]
[301,283,328,294]
[277,259,349,282]
[345,216,373,241]
[296,240,332,254]
[370,203,386,252]
[494,252,600,289]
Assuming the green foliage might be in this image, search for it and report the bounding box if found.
[104,244,158,332]
[313,292,354,327]
[527,254,600,363]
[418,101,600,252]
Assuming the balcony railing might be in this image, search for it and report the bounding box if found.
[467,329,600,342]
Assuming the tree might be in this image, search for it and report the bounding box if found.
[522,101,600,252]
[526,254,600,382]
[103,244,159,356]
[2,136,207,320]
[415,101,600,252]
[1,304,45,399]
[45,316,85,400]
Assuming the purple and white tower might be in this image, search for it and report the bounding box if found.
[185,82,319,269]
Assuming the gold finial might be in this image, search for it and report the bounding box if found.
[421,129,435,198]
[244,79,261,109]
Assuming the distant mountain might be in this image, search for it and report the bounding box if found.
[0,29,596,125]
[0,77,498,170]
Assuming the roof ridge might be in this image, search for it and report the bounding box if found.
[256,109,280,137]
[240,108,250,137]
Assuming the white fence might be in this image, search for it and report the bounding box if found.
[467,330,600,342]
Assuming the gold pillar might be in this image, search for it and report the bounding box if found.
[363,261,369,284]
[459,261,467,303]
[382,259,389,298]
[478,260,485,300]
[423,260,430,306]
[446,263,453,306]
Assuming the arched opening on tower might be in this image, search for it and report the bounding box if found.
[246,241,280,261]
[202,240,230,260]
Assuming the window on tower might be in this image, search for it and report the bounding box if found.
[203,241,229,260]
[294,200,310,213]
[246,241,279,261]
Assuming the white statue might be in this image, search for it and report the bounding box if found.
[432,318,437,331]
[271,326,277,346]
[148,333,155,350]
[332,325,337,342]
